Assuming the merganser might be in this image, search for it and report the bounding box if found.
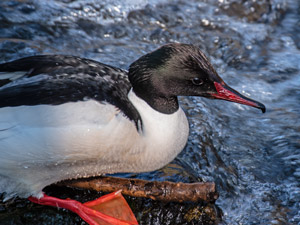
[0,43,265,224]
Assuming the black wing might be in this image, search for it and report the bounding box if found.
[0,55,142,128]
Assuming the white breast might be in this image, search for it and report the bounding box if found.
[0,90,189,199]
[127,90,189,172]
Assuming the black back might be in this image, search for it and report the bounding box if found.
[0,55,142,128]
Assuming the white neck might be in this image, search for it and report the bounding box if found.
[128,89,189,171]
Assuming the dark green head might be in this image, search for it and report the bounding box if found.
[129,43,265,114]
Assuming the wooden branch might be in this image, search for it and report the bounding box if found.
[58,176,218,203]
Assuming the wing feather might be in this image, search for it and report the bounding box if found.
[0,55,141,128]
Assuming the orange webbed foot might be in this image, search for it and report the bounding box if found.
[29,190,138,225]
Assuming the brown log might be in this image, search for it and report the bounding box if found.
[58,176,218,203]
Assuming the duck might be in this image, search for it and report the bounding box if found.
[0,43,265,224]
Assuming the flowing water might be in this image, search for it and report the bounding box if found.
[0,0,299,224]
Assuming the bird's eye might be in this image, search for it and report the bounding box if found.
[192,77,203,85]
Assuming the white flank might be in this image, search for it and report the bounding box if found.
[0,89,189,199]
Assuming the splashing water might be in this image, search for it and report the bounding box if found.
[0,0,299,224]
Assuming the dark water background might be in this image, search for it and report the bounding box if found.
[0,0,299,224]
